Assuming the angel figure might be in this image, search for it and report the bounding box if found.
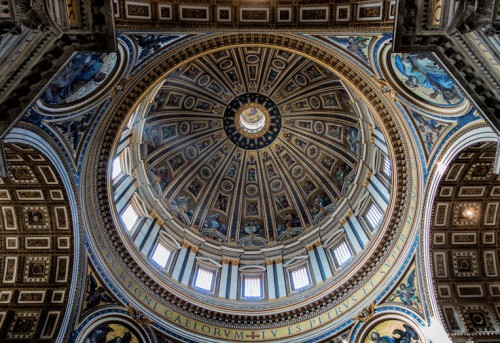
[334,36,370,62]
[389,269,421,310]
[86,272,113,309]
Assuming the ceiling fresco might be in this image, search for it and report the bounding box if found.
[93,33,420,342]
[5,27,489,342]
[141,46,366,246]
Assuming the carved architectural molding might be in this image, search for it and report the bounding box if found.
[447,0,498,34]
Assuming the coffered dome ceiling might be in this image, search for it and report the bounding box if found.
[87,33,418,342]
[135,46,368,247]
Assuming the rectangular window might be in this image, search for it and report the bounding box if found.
[333,241,352,267]
[383,155,391,176]
[151,242,171,268]
[243,277,262,297]
[194,268,214,291]
[365,202,383,229]
[291,267,310,290]
[112,156,122,179]
[122,203,139,231]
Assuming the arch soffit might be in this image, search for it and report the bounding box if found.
[3,127,83,343]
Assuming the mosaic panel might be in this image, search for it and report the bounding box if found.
[362,320,420,342]
[325,36,373,64]
[41,52,117,105]
[390,52,465,106]
[411,111,453,157]
[387,265,422,312]
[82,267,116,314]
[83,323,141,343]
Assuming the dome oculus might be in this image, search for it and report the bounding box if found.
[237,104,267,134]
[224,93,281,149]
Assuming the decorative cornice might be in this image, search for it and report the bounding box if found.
[393,0,500,133]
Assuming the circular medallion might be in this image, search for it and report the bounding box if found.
[246,184,258,195]
[221,180,233,192]
[184,96,195,109]
[270,180,282,191]
[295,74,307,86]
[198,74,210,86]
[223,93,281,150]
[307,145,318,158]
[186,146,197,159]
[200,167,212,179]
[292,165,303,178]
[179,122,190,134]
[272,59,286,69]
[314,121,324,134]
[310,96,321,109]
[219,60,233,69]
[246,54,260,64]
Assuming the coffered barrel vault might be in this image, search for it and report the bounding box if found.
[0,143,74,342]
[430,142,500,339]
